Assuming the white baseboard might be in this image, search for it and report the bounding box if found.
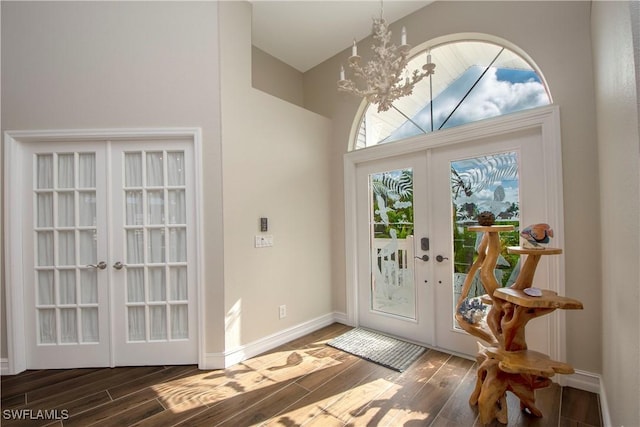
[202,312,345,370]
[1,358,9,375]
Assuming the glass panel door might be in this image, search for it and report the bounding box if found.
[111,142,197,365]
[356,153,432,344]
[25,144,110,368]
[431,129,553,356]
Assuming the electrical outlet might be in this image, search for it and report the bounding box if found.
[279,305,287,319]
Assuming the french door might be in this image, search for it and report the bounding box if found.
[355,126,559,357]
[23,138,198,368]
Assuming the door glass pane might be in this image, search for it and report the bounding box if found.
[125,153,143,187]
[37,193,54,227]
[39,309,57,344]
[147,191,165,224]
[169,228,187,262]
[167,190,186,224]
[125,191,143,225]
[127,268,145,303]
[37,270,55,305]
[451,152,520,329]
[81,308,99,342]
[78,191,96,226]
[127,229,144,264]
[368,169,416,319]
[78,153,96,188]
[79,230,97,265]
[37,231,54,266]
[60,308,78,343]
[148,267,166,302]
[170,266,188,300]
[171,304,188,339]
[167,152,185,186]
[58,154,75,188]
[59,270,76,304]
[128,306,146,341]
[150,306,167,340]
[148,229,165,263]
[80,269,98,303]
[58,231,76,266]
[37,155,53,189]
[58,192,75,227]
[146,152,164,186]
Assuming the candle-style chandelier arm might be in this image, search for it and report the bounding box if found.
[337,14,435,113]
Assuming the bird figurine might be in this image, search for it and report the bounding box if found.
[520,223,554,249]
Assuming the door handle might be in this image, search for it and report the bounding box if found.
[414,255,429,262]
[113,261,125,270]
[435,255,449,262]
[87,261,107,270]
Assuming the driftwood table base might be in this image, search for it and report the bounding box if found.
[457,226,583,424]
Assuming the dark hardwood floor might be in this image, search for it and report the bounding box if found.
[1,323,602,426]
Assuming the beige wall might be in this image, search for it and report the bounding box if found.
[304,1,603,373]
[1,1,224,357]
[219,2,332,347]
[592,1,640,424]
[252,46,305,108]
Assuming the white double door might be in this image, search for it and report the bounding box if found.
[356,128,557,357]
[23,139,198,368]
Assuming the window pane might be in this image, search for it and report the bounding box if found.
[148,229,165,263]
[127,229,144,264]
[171,304,188,339]
[169,228,186,262]
[128,306,146,341]
[37,231,54,266]
[39,309,56,344]
[147,191,164,224]
[60,308,77,343]
[79,230,97,265]
[80,269,98,304]
[170,266,188,301]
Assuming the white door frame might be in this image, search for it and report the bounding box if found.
[344,105,565,359]
[3,128,205,374]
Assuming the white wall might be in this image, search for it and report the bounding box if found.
[218,2,332,348]
[592,1,640,424]
[304,0,603,375]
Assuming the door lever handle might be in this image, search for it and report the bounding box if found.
[414,255,429,262]
[87,261,107,270]
[113,261,125,270]
[435,255,449,262]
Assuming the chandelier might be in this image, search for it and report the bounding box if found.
[337,6,435,113]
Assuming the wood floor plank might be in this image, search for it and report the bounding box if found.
[0,323,601,427]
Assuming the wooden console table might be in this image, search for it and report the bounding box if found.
[455,226,583,424]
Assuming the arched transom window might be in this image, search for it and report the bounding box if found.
[353,40,551,150]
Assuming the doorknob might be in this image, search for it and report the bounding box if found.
[435,255,449,262]
[113,261,125,270]
[414,255,429,262]
[87,261,107,270]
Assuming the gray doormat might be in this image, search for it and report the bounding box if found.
[327,328,426,372]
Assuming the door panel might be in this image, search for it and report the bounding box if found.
[25,144,110,368]
[356,153,432,344]
[431,128,552,356]
[111,141,197,365]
